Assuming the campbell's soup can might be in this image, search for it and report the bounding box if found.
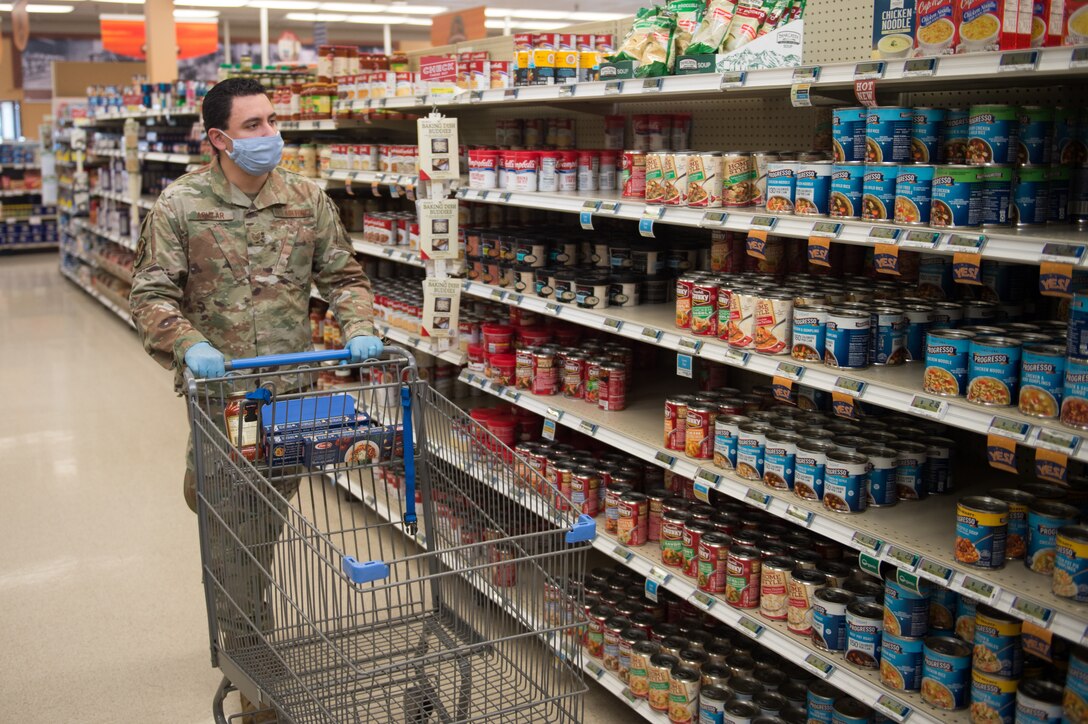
[556,150,578,192]
[645,152,667,204]
[686,404,716,460]
[697,531,730,594]
[622,150,647,198]
[665,395,693,451]
[663,152,690,207]
[754,293,792,355]
[759,555,793,621]
[599,363,627,411]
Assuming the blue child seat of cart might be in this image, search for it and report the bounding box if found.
[259,394,370,433]
[342,556,390,584]
[566,514,597,544]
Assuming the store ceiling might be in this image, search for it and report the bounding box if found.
[8,0,632,43]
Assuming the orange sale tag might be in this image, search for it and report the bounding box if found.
[1036,448,1068,484]
[771,375,795,405]
[831,391,860,420]
[808,236,831,267]
[746,229,769,259]
[873,243,900,276]
[986,434,1019,473]
[952,252,983,285]
[1039,261,1073,298]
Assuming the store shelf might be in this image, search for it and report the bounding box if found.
[0,188,42,197]
[278,118,377,132]
[0,162,40,170]
[456,186,1088,267]
[461,280,1088,463]
[72,218,135,250]
[0,242,58,253]
[321,169,420,190]
[93,255,133,285]
[429,418,949,723]
[350,238,424,267]
[139,150,206,165]
[137,196,157,211]
[60,267,134,328]
[3,215,56,224]
[459,368,1088,650]
[372,320,466,365]
[92,188,131,204]
[80,107,200,123]
[89,148,123,159]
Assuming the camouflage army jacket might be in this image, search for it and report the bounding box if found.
[129,157,374,392]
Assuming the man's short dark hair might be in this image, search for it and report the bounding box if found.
[202,77,269,137]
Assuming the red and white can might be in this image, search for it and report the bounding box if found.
[532,349,559,395]
[646,114,671,151]
[512,151,540,193]
[726,545,762,609]
[664,396,689,451]
[617,491,648,546]
[562,352,587,399]
[578,150,600,192]
[599,150,618,191]
[697,533,729,594]
[622,150,646,198]
[467,149,499,189]
[539,150,559,192]
[557,151,579,192]
[599,363,627,411]
[492,544,517,587]
[682,521,707,578]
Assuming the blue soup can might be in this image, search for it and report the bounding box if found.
[974,603,1022,679]
[825,309,870,369]
[943,108,970,164]
[812,587,855,652]
[904,304,934,363]
[763,430,800,492]
[1068,291,1088,359]
[1019,344,1065,419]
[928,586,957,634]
[822,451,868,514]
[792,304,830,362]
[1013,165,1050,226]
[911,107,946,163]
[932,301,964,330]
[765,161,797,214]
[861,163,898,221]
[807,680,838,724]
[794,439,837,502]
[979,164,1014,227]
[971,670,1018,724]
[865,106,913,163]
[1055,525,1088,603]
[922,436,955,495]
[860,445,898,507]
[795,161,833,216]
[1026,500,1080,575]
[880,633,924,692]
[966,336,1021,407]
[870,306,907,366]
[893,164,935,225]
[921,636,971,710]
[883,575,930,638]
[967,104,1020,165]
[1066,646,1088,724]
[1049,164,1071,224]
[1015,678,1064,724]
[832,107,867,163]
[845,601,883,670]
[1060,356,1088,429]
[829,163,865,220]
[1018,106,1054,166]
[932,165,982,228]
[893,441,928,502]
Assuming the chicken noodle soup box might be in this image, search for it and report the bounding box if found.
[872,0,917,59]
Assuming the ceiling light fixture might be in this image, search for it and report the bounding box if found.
[247,0,318,8]
[316,2,382,11]
[0,3,77,11]
[483,18,569,30]
[285,11,347,21]
[173,8,219,17]
[386,2,446,14]
[485,8,629,21]
[175,0,251,7]
[345,13,406,23]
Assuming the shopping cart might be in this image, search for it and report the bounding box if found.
[185,347,596,723]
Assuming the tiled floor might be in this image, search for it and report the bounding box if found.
[0,254,632,723]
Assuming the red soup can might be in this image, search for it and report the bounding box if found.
[599,363,627,411]
[622,150,647,198]
[682,521,711,579]
[618,491,649,546]
[664,395,691,451]
[726,545,762,609]
[647,489,668,542]
[532,348,559,395]
[698,532,730,594]
[606,482,634,535]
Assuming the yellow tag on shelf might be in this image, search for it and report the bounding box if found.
[1039,261,1073,298]
[952,252,983,285]
[873,243,900,276]
[746,229,769,259]
[1036,448,1068,484]
[986,434,1018,473]
[807,236,831,267]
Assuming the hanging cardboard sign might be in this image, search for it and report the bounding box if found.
[422,278,462,339]
[417,116,460,181]
[418,199,459,260]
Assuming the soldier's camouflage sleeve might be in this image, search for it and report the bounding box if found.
[313,190,375,340]
[128,197,209,371]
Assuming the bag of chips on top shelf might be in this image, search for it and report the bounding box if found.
[723,0,769,51]
[668,0,706,55]
[757,0,791,38]
[685,0,739,54]
[609,6,660,64]
[635,10,680,78]
[789,0,806,21]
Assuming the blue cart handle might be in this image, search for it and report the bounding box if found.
[226,349,350,370]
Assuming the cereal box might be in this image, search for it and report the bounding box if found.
[955,0,1033,53]
[872,0,917,58]
[915,0,958,55]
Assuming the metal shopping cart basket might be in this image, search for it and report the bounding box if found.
[185,347,596,723]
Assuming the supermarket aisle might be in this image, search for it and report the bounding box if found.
[0,255,631,724]
[0,254,220,723]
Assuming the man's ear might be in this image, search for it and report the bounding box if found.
[208,129,229,154]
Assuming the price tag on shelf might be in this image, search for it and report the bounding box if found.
[792,66,820,83]
[648,566,671,586]
[545,407,563,421]
[693,480,712,503]
[689,591,715,611]
[500,192,512,202]
[1033,427,1081,455]
[611,545,633,562]
[885,545,920,571]
[961,575,999,604]
[750,215,778,231]
[639,206,665,238]
[946,233,987,254]
[558,84,575,98]
[910,394,948,420]
[604,81,623,95]
[700,210,729,228]
[507,294,523,305]
[1012,596,1054,627]
[621,688,639,704]
[852,531,884,553]
[489,288,505,301]
[1072,47,1088,68]
[999,49,1040,72]
[542,419,557,441]
[480,190,492,201]
[502,388,520,402]
[834,377,866,397]
[1042,242,1087,264]
[854,60,886,80]
[919,558,955,583]
[903,56,938,77]
[642,78,663,93]
[722,347,751,366]
[854,78,879,108]
[503,88,518,100]
[579,420,598,435]
[677,353,693,379]
[776,361,805,382]
[803,653,835,678]
[696,468,721,487]
[893,229,937,250]
[736,616,764,639]
[745,488,772,509]
[655,451,677,468]
[468,91,483,103]
[585,661,605,680]
[786,504,814,527]
[989,416,1032,443]
[874,695,913,723]
[677,338,702,353]
[790,83,812,107]
[642,326,663,342]
[867,225,901,244]
[810,221,842,238]
[719,71,747,89]
[603,318,624,332]
[544,302,563,316]
[599,201,620,214]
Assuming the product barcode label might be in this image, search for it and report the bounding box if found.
[602,318,623,332]
[786,504,814,526]
[612,545,633,562]
[745,488,772,508]
[804,653,835,678]
[852,531,883,552]
[737,616,764,638]
[910,395,947,420]
[689,591,715,611]
[989,416,1031,442]
[919,558,954,583]
[1041,242,1087,263]
[648,566,671,585]
[875,695,912,723]
[750,215,777,230]
[557,84,575,98]
[582,200,602,213]
[599,201,620,214]
[507,294,523,304]
[579,421,598,435]
[946,233,987,253]
[503,88,518,100]
[961,575,998,602]
[545,407,563,420]
[544,303,562,315]
[722,347,750,366]
[719,71,746,89]
[490,288,505,301]
[604,81,622,95]
[1012,596,1053,626]
[502,388,520,402]
[886,546,920,571]
[655,451,677,467]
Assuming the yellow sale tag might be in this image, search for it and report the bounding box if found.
[986,434,1018,473]
[807,236,831,267]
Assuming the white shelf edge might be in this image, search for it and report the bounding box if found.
[350,238,425,267]
[60,266,134,328]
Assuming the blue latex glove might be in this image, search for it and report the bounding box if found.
[347,335,384,363]
[184,341,226,378]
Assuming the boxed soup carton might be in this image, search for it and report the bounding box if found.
[872,0,917,59]
[954,0,1033,52]
[915,0,959,55]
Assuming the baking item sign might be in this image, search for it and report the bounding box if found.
[418,198,459,260]
[417,115,460,182]
[422,278,462,338]
[873,0,917,58]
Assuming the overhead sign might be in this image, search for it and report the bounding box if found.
[431,5,486,46]
[100,15,218,60]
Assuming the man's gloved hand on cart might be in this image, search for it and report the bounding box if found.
[185,341,226,378]
[346,335,383,363]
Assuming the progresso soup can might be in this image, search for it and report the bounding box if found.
[861,163,898,221]
[971,670,1018,724]
[865,107,913,163]
[943,108,970,164]
[990,488,1034,561]
[795,162,833,216]
[812,587,855,653]
[931,165,983,228]
[884,575,930,638]
[844,601,883,670]
[973,604,1022,679]
[832,107,867,163]
[766,162,797,214]
[1018,106,1054,165]
[894,164,935,225]
[966,336,1021,406]
[1061,356,1088,430]
[792,304,830,362]
[980,164,1014,227]
[921,636,971,710]
[1013,165,1050,226]
[1055,524,1088,602]
[1016,678,1064,724]
[880,632,925,692]
[795,440,838,502]
[1026,501,1080,575]
[829,163,865,220]
[924,329,975,396]
[1019,344,1065,418]
[967,104,1020,165]
[912,108,946,163]
[955,496,1008,570]
[825,309,870,370]
[860,445,898,507]
[822,451,868,514]
[1066,646,1088,724]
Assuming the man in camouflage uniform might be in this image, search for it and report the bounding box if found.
[129,77,381,721]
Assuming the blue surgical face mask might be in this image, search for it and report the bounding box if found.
[220,132,284,175]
